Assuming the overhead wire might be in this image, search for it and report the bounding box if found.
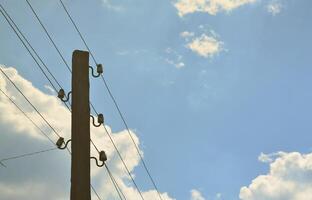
[23,0,101,153]
[0,147,58,167]
[105,163,127,200]
[58,1,163,199]
[0,87,55,144]
[0,68,62,139]
[25,0,71,73]
[0,3,71,112]
[0,87,101,200]
[1,3,124,199]
[23,1,138,199]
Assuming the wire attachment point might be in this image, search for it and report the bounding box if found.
[91,150,107,167]
[91,114,104,127]
[56,137,71,149]
[89,64,103,78]
[57,89,71,102]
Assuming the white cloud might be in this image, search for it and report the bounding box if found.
[0,65,174,200]
[164,48,185,69]
[240,151,312,200]
[101,0,124,11]
[174,0,257,17]
[186,33,224,58]
[191,189,206,200]
[180,31,195,39]
[267,1,282,16]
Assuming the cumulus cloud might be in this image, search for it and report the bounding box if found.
[191,189,206,200]
[0,65,174,200]
[240,151,312,200]
[174,0,257,17]
[164,48,185,69]
[180,31,195,39]
[184,32,224,58]
[267,1,282,16]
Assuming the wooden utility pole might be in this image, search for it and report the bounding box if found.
[71,50,91,200]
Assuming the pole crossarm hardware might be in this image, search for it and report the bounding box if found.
[89,64,103,78]
[56,137,72,150]
[58,89,72,103]
[90,114,104,127]
[91,150,107,167]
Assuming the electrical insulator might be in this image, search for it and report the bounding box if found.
[98,114,104,124]
[97,64,103,74]
[58,89,65,99]
[99,151,107,162]
[56,137,64,148]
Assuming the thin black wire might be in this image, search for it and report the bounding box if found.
[99,74,162,200]
[0,85,101,200]
[5,1,131,198]
[0,88,55,144]
[0,147,58,167]
[22,2,133,199]
[25,0,71,73]
[0,4,71,112]
[23,0,101,145]
[89,102,144,199]
[0,3,99,157]
[105,163,127,200]
[58,0,98,66]
[0,68,62,139]
[59,1,163,199]
[90,184,102,200]
[101,124,145,200]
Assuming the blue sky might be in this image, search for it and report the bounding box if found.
[1,0,312,200]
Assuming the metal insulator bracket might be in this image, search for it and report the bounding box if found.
[89,64,103,78]
[91,150,107,167]
[90,114,104,127]
[56,137,72,150]
[57,89,72,102]
[99,151,107,162]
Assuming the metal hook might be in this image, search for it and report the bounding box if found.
[90,151,107,167]
[56,137,72,150]
[57,89,72,102]
[90,156,104,167]
[89,64,103,78]
[90,114,104,127]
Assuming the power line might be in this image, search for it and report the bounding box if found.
[58,1,163,199]
[0,68,62,139]
[0,87,55,144]
[0,3,99,158]
[0,86,103,200]
[2,2,139,199]
[105,163,127,200]
[25,0,71,73]
[58,0,98,66]
[0,3,71,112]
[23,1,143,198]
[0,147,58,167]
[101,124,145,200]
[21,0,104,155]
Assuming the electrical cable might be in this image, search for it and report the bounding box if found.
[25,0,71,73]
[22,2,137,198]
[0,87,55,144]
[0,147,58,167]
[105,163,127,200]
[0,4,71,112]
[0,68,62,139]
[58,1,163,199]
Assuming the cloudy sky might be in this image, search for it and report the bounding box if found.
[0,0,312,199]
